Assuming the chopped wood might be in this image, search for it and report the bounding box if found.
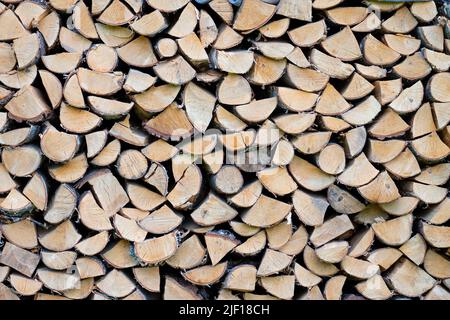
[0,0,447,301]
[0,242,40,277]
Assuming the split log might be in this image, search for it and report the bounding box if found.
[0,0,447,301]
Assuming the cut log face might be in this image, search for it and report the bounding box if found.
[0,242,40,277]
[372,214,413,246]
[387,258,436,298]
[0,0,448,301]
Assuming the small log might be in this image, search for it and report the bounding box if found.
[117,36,158,68]
[351,12,380,33]
[2,144,42,177]
[0,189,33,216]
[355,275,392,300]
[42,53,81,74]
[327,184,364,214]
[191,192,238,226]
[357,171,400,204]
[37,11,60,48]
[123,69,156,93]
[303,245,339,277]
[387,258,436,298]
[75,231,109,256]
[213,24,243,50]
[233,0,276,32]
[341,72,374,101]
[1,219,37,249]
[72,1,98,39]
[183,262,227,286]
[341,95,381,126]
[399,234,427,265]
[338,153,379,188]
[259,18,290,38]
[260,275,295,300]
[40,124,80,163]
[284,63,329,92]
[101,240,138,269]
[163,276,201,300]
[384,148,420,179]
[362,34,401,66]
[423,49,450,72]
[379,196,419,217]
[417,25,444,52]
[39,220,81,252]
[393,52,431,81]
[367,248,402,271]
[60,103,102,134]
[310,215,353,247]
[289,156,335,191]
[404,182,447,205]
[144,163,170,195]
[423,249,450,279]
[133,84,180,114]
[234,231,266,256]
[420,197,450,225]
[315,241,349,264]
[77,68,124,96]
[427,72,450,102]
[420,222,450,249]
[141,139,178,163]
[76,257,105,279]
[341,256,379,280]
[134,232,178,264]
[383,34,420,56]
[90,139,121,167]
[110,115,149,146]
[86,44,118,72]
[23,172,48,211]
[10,274,42,296]
[138,205,183,234]
[5,85,50,123]
[382,7,417,34]
[95,23,134,47]
[411,1,437,23]
[324,275,346,300]
[355,63,387,80]
[288,20,326,47]
[0,242,40,277]
[369,108,410,139]
[133,267,160,293]
[167,235,206,270]
[372,214,413,246]
[228,180,262,208]
[41,250,77,270]
[223,265,257,292]
[59,27,92,53]
[63,74,85,108]
[127,182,165,211]
[310,49,354,79]
[39,70,62,108]
[113,214,147,242]
[96,270,135,298]
[116,150,148,180]
[326,6,368,26]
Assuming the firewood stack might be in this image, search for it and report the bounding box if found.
[0,0,449,300]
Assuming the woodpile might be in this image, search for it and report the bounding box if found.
[0,0,449,301]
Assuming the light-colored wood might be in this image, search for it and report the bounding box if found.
[387,258,436,298]
[372,214,413,246]
[134,232,178,264]
[0,0,448,301]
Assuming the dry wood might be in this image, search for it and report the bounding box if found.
[0,0,447,301]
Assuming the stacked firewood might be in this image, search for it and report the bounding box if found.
[0,0,449,300]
